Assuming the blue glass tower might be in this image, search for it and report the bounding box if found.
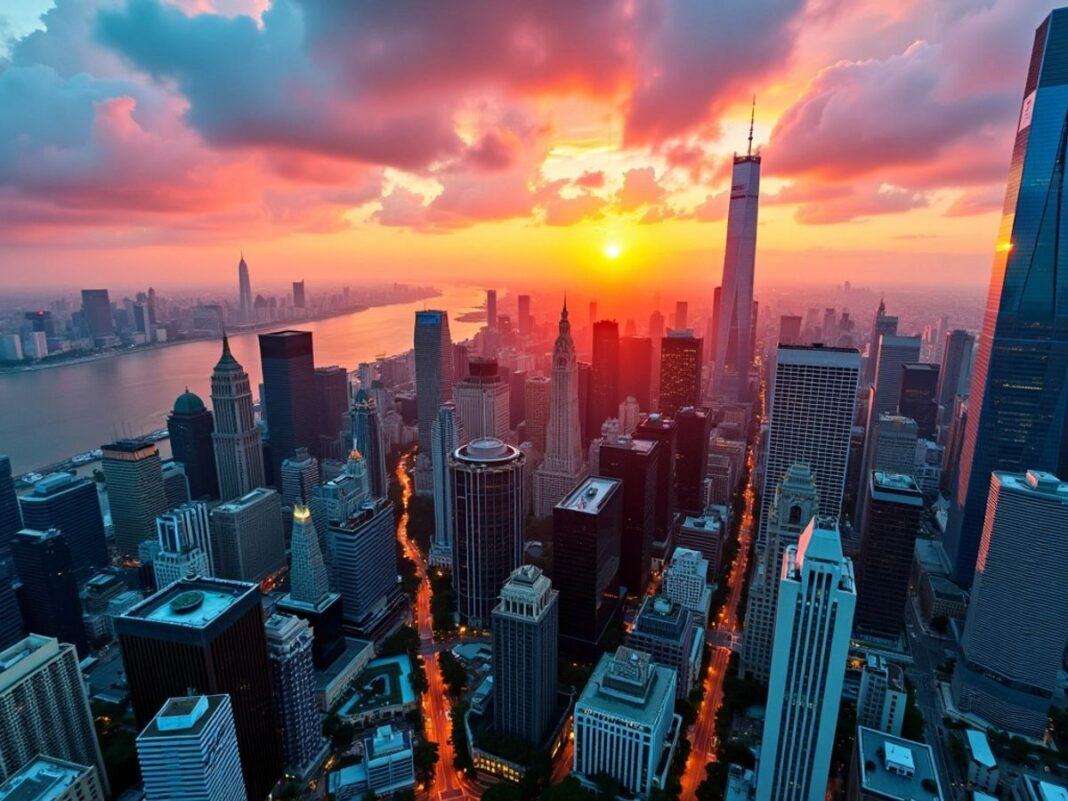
[947,8,1068,584]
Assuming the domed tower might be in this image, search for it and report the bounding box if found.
[167,387,219,500]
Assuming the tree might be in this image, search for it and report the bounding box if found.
[439,650,468,697]
[901,679,925,741]
[483,782,523,801]
[278,781,302,800]
[413,738,440,786]
[379,625,421,656]
[540,776,594,801]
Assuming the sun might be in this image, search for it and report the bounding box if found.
[603,242,622,259]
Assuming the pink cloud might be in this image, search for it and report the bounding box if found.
[617,167,666,211]
[543,193,606,226]
[945,186,1005,218]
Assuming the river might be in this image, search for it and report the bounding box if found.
[0,285,485,474]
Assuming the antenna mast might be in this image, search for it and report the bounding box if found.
[747,95,756,157]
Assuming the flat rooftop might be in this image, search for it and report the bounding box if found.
[602,436,657,455]
[856,726,943,801]
[0,757,91,801]
[139,695,223,739]
[558,476,620,515]
[122,577,255,629]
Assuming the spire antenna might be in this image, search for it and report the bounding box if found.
[747,95,756,157]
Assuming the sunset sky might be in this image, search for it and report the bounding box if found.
[0,0,1049,290]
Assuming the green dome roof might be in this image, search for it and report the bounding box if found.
[174,389,206,415]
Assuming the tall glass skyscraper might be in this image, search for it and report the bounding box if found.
[947,8,1068,584]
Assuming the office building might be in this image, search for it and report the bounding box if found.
[102,438,167,555]
[1013,775,1068,801]
[849,727,944,801]
[898,363,939,439]
[137,695,246,801]
[327,725,416,800]
[314,365,348,460]
[265,614,327,778]
[554,476,622,650]
[280,447,319,508]
[450,438,525,628]
[161,460,191,508]
[588,320,620,440]
[167,389,218,500]
[855,473,924,641]
[115,577,282,799]
[573,647,678,798]
[517,294,532,336]
[414,310,454,493]
[0,635,106,790]
[260,330,317,481]
[677,510,726,578]
[869,336,922,423]
[210,335,266,501]
[675,406,711,514]
[79,289,112,341]
[662,547,713,627]
[596,435,657,594]
[430,402,463,566]
[0,456,19,556]
[854,414,919,526]
[292,279,306,309]
[154,501,213,588]
[238,255,252,323]
[0,756,105,801]
[329,495,399,632]
[309,451,371,542]
[210,487,285,583]
[857,655,907,737]
[935,329,974,428]
[523,376,551,454]
[491,565,559,746]
[619,336,653,410]
[758,345,859,549]
[659,331,703,416]
[0,565,21,650]
[757,517,856,801]
[455,358,510,442]
[534,302,589,515]
[351,388,388,500]
[863,300,899,385]
[625,595,702,699]
[18,473,106,577]
[953,470,1068,737]
[649,309,665,399]
[778,314,803,346]
[633,413,677,550]
[11,529,87,654]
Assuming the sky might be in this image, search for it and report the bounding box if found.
[0,0,1052,291]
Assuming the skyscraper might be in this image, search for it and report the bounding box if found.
[351,388,388,499]
[0,564,22,650]
[633,413,678,550]
[523,375,551,454]
[329,494,399,633]
[292,279,306,309]
[210,487,286,583]
[280,447,319,508]
[167,389,218,500]
[137,695,247,801]
[554,476,622,651]
[11,529,87,655]
[0,456,20,556]
[430,402,463,565]
[778,314,802,346]
[454,357,510,441]
[673,300,688,331]
[0,635,107,790]
[624,595,701,700]
[757,517,856,801]
[414,310,454,493]
[674,406,711,514]
[597,436,658,594]
[517,294,532,336]
[649,309,665,401]
[870,335,922,422]
[588,320,620,439]
[854,414,919,527]
[210,335,266,501]
[659,331,703,417]
[898,363,940,439]
[238,254,252,324]
[265,613,327,778]
[79,289,113,341]
[450,438,525,628]
[0,757,105,801]
[102,438,168,556]
[948,11,1068,584]
[534,302,589,516]
[759,345,859,548]
[154,501,213,588]
[863,299,898,386]
[935,329,975,428]
[314,365,349,460]
[618,336,653,410]
[486,288,498,331]
[953,470,1068,737]
[18,472,107,577]
[491,565,559,746]
[116,577,283,800]
[259,330,317,481]
[713,123,760,401]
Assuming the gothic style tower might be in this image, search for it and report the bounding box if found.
[210,335,266,500]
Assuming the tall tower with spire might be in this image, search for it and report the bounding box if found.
[712,100,760,401]
[210,335,266,500]
[237,254,252,325]
[534,300,589,516]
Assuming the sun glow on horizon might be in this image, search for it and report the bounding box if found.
[603,242,622,259]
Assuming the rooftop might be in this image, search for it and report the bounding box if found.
[558,475,620,514]
[602,435,657,454]
[577,647,675,725]
[965,729,997,768]
[140,695,225,740]
[856,726,943,801]
[30,472,82,495]
[0,756,93,801]
[997,469,1068,500]
[214,486,276,512]
[454,437,521,464]
[776,344,861,367]
[101,438,156,455]
[122,577,255,629]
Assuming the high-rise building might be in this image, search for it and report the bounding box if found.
[742,463,819,681]
[778,314,803,346]
[0,635,107,790]
[659,331,703,417]
[649,309,665,400]
[523,376,551,454]
[450,438,525,628]
[260,330,317,481]
[588,320,620,440]
[661,547,712,626]
[491,565,559,746]
[0,564,22,650]
[280,447,319,508]
[314,365,349,461]
[759,345,859,548]
[79,289,113,341]
[485,288,498,331]
[948,13,1068,583]
[673,301,688,331]
[898,363,939,439]
[329,495,399,632]
[102,438,168,556]
[517,294,532,337]
[596,436,657,594]
[624,595,701,699]
[161,460,191,508]
[154,501,213,588]
[18,472,106,577]
[633,413,678,549]
[935,329,975,427]
[857,655,907,737]
[454,357,510,441]
[0,456,22,556]
[0,756,106,801]
[115,577,283,799]
[414,310,454,493]
[238,255,252,324]
[855,472,924,641]
[757,517,856,801]
[677,510,725,574]
[553,476,622,650]
[534,302,589,515]
[863,300,898,386]
[292,279,306,309]
[137,694,247,801]
[870,335,922,422]
[430,402,463,566]
[712,137,760,401]
[11,529,87,654]
[573,647,678,798]
[265,614,327,778]
[618,336,653,410]
[351,388,388,499]
[674,406,711,514]
[953,470,1068,736]
[849,727,945,801]
[210,487,285,583]
[309,451,371,542]
[210,335,266,501]
[854,414,919,527]
[167,390,218,500]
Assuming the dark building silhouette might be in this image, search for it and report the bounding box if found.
[292,280,306,309]
[167,390,219,500]
[0,455,21,556]
[597,438,657,595]
[675,407,711,514]
[79,289,113,340]
[588,321,620,440]
[259,330,317,482]
[898,363,940,439]
[633,414,678,549]
[778,314,803,346]
[115,577,283,800]
[18,473,107,578]
[11,528,87,655]
[619,337,653,410]
[0,562,22,649]
[315,365,349,461]
[577,361,591,445]
[659,332,703,417]
[936,329,974,428]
